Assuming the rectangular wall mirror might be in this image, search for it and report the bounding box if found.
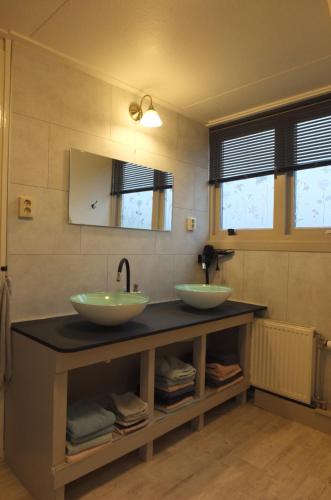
[69,149,173,231]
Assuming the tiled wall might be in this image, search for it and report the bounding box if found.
[7,41,209,321]
[215,251,331,401]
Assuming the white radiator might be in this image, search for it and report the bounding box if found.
[251,318,316,404]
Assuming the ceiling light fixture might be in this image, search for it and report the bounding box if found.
[129,94,163,127]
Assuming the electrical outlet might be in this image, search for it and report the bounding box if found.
[18,196,34,219]
[186,217,197,231]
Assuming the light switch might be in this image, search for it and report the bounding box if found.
[18,196,34,219]
[186,217,197,231]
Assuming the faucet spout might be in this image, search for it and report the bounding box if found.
[116,258,131,293]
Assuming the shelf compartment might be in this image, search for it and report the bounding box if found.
[53,378,247,488]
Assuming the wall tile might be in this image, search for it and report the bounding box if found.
[110,86,138,146]
[135,103,179,160]
[172,162,195,210]
[287,252,331,335]
[7,41,209,330]
[174,254,204,286]
[48,124,136,191]
[151,254,176,302]
[10,113,49,188]
[108,254,175,302]
[12,42,112,138]
[7,184,81,255]
[242,251,289,320]
[215,251,245,299]
[194,166,209,212]
[81,225,156,255]
[155,208,208,255]
[9,254,108,321]
[177,114,208,168]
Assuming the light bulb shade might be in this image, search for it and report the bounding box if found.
[140,108,163,127]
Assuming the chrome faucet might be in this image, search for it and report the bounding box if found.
[116,258,131,292]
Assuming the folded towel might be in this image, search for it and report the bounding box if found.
[115,414,149,427]
[155,388,195,405]
[66,431,113,456]
[155,396,194,413]
[65,442,110,463]
[206,362,241,378]
[155,374,195,388]
[212,375,244,392]
[67,424,114,445]
[110,392,149,420]
[206,370,243,387]
[155,356,196,381]
[206,353,240,366]
[154,380,195,393]
[114,419,149,436]
[67,401,116,441]
[206,366,242,381]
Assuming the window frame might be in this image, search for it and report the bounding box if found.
[209,94,331,252]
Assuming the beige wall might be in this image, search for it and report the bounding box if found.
[7,41,209,321]
[215,250,331,402]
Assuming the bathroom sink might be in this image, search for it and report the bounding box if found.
[70,292,149,326]
[174,284,232,309]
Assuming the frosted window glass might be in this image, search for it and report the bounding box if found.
[121,191,153,230]
[221,175,274,229]
[295,166,331,228]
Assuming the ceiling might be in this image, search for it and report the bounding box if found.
[1,0,331,125]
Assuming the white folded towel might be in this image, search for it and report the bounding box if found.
[110,392,149,420]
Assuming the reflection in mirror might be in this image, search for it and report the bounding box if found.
[69,149,173,231]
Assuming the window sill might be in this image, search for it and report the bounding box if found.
[208,237,331,252]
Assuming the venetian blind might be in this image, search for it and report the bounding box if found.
[209,94,331,184]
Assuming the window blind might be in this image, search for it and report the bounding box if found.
[111,160,173,195]
[210,129,275,183]
[295,114,331,170]
[209,93,331,184]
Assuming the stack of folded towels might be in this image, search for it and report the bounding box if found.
[66,400,116,462]
[205,353,243,389]
[109,392,149,435]
[154,356,196,413]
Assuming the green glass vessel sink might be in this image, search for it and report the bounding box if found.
[70,292,149,326]
[174,284,232,309]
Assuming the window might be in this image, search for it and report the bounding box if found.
[219,129,275,230]
[209,94,331,250]
[221,175,274,230]
[294,114,331,229]
[295,167,331,228]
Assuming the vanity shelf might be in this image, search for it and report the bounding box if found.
[6,300,265,500]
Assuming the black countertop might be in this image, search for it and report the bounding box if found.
[12,300,266,353]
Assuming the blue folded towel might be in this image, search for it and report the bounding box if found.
[67,400,116,441]
[67,425,114,445]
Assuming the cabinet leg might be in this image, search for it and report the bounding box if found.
[191,414,204,431]
[236,390,247,405]
[37,485,64,500]
[54,486,65,500]
[139,441,154,462]
[139,349,155,462]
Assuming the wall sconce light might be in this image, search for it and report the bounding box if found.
[129,94,163,127]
